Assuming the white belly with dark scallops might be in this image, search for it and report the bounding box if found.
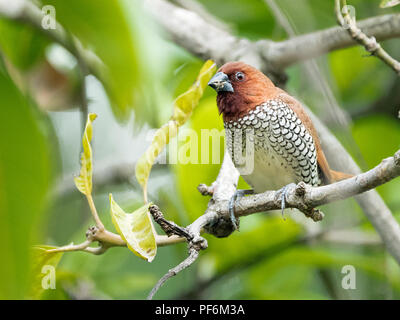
[224,99,321,193]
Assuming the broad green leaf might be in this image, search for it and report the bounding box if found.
[380,0,400,8]
[0,20,48,70]
[109,194,157,262]
[74,113,97,195]
[0,65,53,298]
[135,60,216,202]
[28,245,64,299]
[40,0,154,122]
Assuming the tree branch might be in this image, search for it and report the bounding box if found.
[144,0,264,68]
[213,150,400,221]
[268,13,400,69]
[147,246,199,300]
[335,0,400,75]
[147,206,211,300]
[145,0,400,78]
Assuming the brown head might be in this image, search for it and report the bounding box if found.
[208,61,276,121]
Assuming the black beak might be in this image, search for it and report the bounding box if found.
[208,72,234,93]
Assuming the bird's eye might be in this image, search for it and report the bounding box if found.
[235,72,245,81]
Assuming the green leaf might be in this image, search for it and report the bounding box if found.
[0,20,48,70]
[380,0,400,8]
[41,0,148,121]
[74,113,97,195]
[28,245,64,299]
[135,60,216,202]
[109,194,157,262]
[135,121,179,202]
[0,65,53,298]
[172,60,217,126]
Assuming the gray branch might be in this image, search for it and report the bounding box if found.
[211,150,400,221]
[267,13,400,69]
[145,0,400,79]
[147,204,212,300]
[147,246,199,300]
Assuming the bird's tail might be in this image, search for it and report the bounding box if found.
[330,169,354,182]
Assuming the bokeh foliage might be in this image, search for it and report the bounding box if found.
[0,0,399,300]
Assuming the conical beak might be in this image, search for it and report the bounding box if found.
[208,72,234,93]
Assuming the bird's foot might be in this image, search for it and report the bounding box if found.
[278,184,293,220]
[229,189,254,230]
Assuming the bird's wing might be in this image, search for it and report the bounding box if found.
[274,89,334,184]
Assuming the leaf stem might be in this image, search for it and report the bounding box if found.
[143,184,148,204]
[46,239,92,254]
[86,194,104,231]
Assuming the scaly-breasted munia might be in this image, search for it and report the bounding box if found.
[208,61,351,229]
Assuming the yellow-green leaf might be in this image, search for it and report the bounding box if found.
[74,113,97,195]
[109,194,157,262]
[135,60,216,202]
[28,245,63,299]
[172,60,217,125]
[135,120,178,202]
[380,0,400,8]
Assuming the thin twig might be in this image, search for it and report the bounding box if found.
[46,239,93,254]
[149,205,193,240]
[197,183,214,196]
[147,208,211,299]
[86,194,105,231]
[147,247,199,300]
[46,224,187,256]
[336,0,400,75]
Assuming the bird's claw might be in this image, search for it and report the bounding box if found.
[279,185,290,220]
[229,189,253,230]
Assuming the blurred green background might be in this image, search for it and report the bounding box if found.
[0,0,399,299]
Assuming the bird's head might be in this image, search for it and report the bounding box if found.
[208,61,276,121]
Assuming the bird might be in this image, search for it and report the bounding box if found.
[207,61,352,229]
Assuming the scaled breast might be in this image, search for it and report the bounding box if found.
[224,99,321,191]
